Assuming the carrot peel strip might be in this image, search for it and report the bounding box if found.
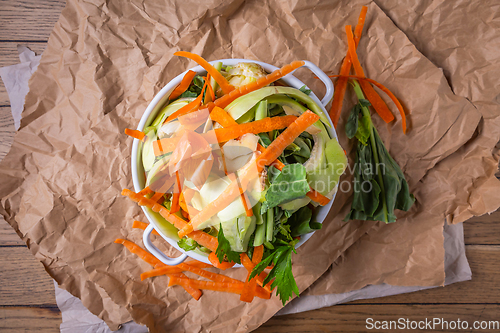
[174,51,235,95]
[122,189,218,252]
[345,25,395,124]
[208,252,235,270]
[256,110,320,170]
[165,77,209,123]
[241,253,272,294]
[329,75,407,133]
[252,245,264,264]
[210,106,238,127]
[177,111,319,238]
[124,128,145,141]
[178,263,242,284]
[172,272,203,300]
[329,6,368,128]
[207,60,305,110]
[114,238,165,268]
[169,70,197,100]
[132,220,160,236]
[169,275,242,295]
[214,115,297,143]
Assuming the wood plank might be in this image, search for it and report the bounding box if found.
[0,43,47,106]
[0,42,46,67]
[0,217,24,246]
[1,245,499,308]
[465,210,500,245]
[0,306,61,333]
[257,304,500,332]
[0,106,15,162]
[0,247,57,306]
[0,0,65,41]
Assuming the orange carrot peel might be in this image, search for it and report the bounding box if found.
[114,238,166,268]
[177,110,319,238]
[329,6,368,127]
[132,220,160,236]
[240,252,272,294]
[153,115,298,156]
[165,76,209,123]
[174,51,235,95]
[140,261,214,280]
[206,60,305,110]
[345,25,395,124]
[214,115,297,143]
[124,128,145,141]
[205,74,216,104]
[122,189,219,252]
[168,275,270,299]
[208,251,236,270]
[169,70,197,100]
[329,75,407,133]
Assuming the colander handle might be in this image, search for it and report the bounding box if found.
[301,60,334,107]
[142,224,188,266]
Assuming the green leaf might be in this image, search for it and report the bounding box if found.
[344,84,415,223]
[355,113,371,145]
[254,241,300,305]
[258,133,272,148]
[177,238,198,251]
[192,76,205,90]
[288,206,322,237]
[345,104,361,139]
[373,130,415,214]
[291,137,311,159]
[264,164,310,211]
[178,90,198,99]
[299,85,312,95]
[216,224,242,264]
[267,165,282,184]
[359,98,371,107]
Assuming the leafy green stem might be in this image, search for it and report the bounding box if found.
[351,81,389,222]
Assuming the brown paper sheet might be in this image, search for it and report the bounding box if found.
[0,0,498,332]
[306,0,500,295]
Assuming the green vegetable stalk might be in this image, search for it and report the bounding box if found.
[344,80,415,223]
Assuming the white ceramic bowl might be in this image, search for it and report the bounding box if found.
[131,59,336,265]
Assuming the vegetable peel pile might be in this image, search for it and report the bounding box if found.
[123,52,347,305]
[120,5,415,306]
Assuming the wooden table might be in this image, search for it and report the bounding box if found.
[1,1,499,332]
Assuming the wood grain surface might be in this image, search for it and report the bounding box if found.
[0,1,499,332]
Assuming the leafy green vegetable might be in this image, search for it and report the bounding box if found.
[288,206,322,237]
[178,90,198,99]
[299,85,312,95]
[306,137,347,196]
[344,81,415,223]
[215,224,241,264]
[177,238,198,251]
[175,75,205,100]
[262,164,310,212]
[258,133,272,148]
[250,238,300,305]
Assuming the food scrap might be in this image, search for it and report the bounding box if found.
[122,51,347,305]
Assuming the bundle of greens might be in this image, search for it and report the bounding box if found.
[344,81,415,223]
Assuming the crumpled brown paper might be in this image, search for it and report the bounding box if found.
[305,0,500,295]
[0,0,499,332]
